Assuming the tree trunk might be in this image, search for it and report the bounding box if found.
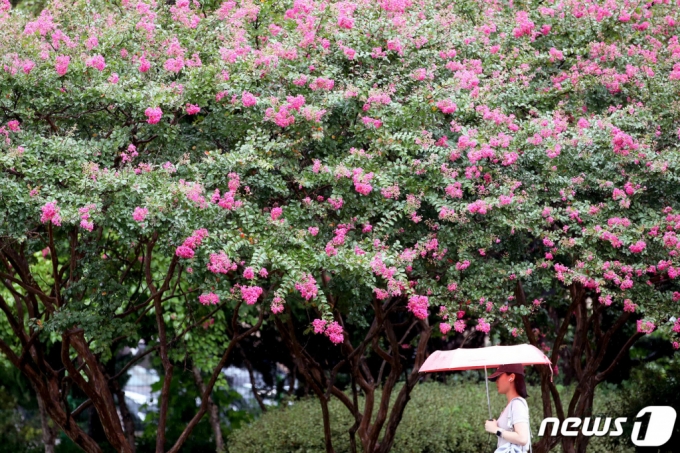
[191,365,225,453]
[37,393,57,453]
[112,380,137,453]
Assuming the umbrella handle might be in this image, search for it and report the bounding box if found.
[485,365,492,420]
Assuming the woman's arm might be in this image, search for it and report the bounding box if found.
[501,421,529,446]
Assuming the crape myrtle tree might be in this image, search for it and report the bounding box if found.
[1,0,680,452]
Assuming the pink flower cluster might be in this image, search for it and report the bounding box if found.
[467,199,490,215]
[361,116,383,128]
[78,204,96,231]
[240,285,263,305]
[309,77,335,91]
[512,11,535,38]
[610,127,639,156]
[295,273,318,300]
[186,104,201,115]
[436,99,457,114]
[455,260,470,271]
[211,173,243,210]
[199,292,220,306]
[439,322,452,334]
[672,319,680,334]
[265,104,295,127]
[121,144,138,163]
[175,228,208,259]
[86,54,106,71]
[242,91,257,106]
[407,295,429,319]
[271,295,285,314]
[636,320,656,334]
[352,168,374,195]
[145,107,163,124]
[629,240,646,253]
[623,299,638,313]
[55,55,70,76]
[243,267,255,279]
[328,197,344,210]
[40,201,61,226]
[133,206,148,222]
[475,318,491,334]
[207,251,237,274]
[271,206,283,220]
[312,319,344,344]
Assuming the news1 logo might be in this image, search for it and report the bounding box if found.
[538,406,677,447]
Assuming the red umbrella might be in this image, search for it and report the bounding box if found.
[419,344,553,419]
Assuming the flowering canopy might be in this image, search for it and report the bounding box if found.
[1,0,680,344]
[1,0,680,449]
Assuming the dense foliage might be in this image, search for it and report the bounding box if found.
[1,0,680,451]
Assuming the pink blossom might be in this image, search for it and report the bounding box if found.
[207,252,237,274]
[295,274,318,300]
[86,54,106,71]
[325,321,344,344]
[636,319,656,334]
[271,295,285,314]
[436,99,457,114]
[132,206,148,222]
[242,92,257,107]
[243,267,255,279]
[138,56,151,72]
[186,104,201,115]
[40,202,61,226]
[629,241,646,253]
[623,299,638,312]
[439,322,452,334]
[55,55,70,76]
[269,23,283,35]
[175,245,195,259]
[475,318,491,334]
[313,319,327,334]
[199,292,220,306]
[407,295,429,319]
[308,227,319,236]
[512,11,535,38]
[240,285,263,305]
[22,60,35,74]
[164,57,184,72]
[108,73,119,84]
[271,207,283,220]
[454,319,466,333]
[328,197,344,210]
[145,107,163,124]
[309,77,335,91]
[467,199,490,215]
[7,120,20,132]
[455,260,470,271]
[85,36,98,50]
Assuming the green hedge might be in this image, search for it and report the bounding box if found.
[227,380,631,453]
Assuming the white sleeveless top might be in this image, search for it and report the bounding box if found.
[496,397,530,452]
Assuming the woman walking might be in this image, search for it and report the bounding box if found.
[483,364,532,453]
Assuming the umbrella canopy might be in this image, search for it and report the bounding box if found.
[419,344,553,377]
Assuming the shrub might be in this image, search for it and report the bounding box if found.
[227,380,627,453]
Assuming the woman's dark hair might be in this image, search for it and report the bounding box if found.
[512,374,529,398]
